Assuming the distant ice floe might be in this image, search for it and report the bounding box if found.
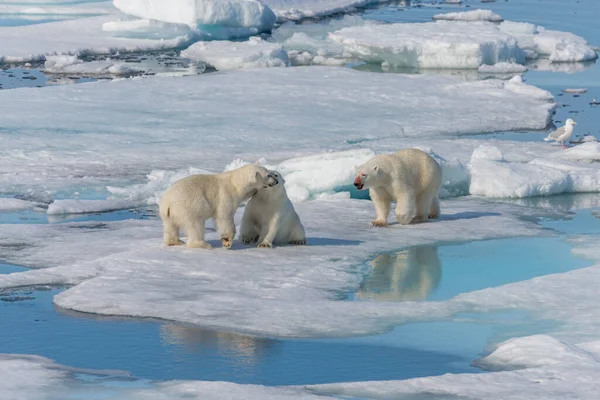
[181,37,289,70]
[261,0,386,21]
[0,1,115,17]
[112,0,276,39]
[44,54,140,75]
[328,14,597,69]
[478,62,527,74]
[0,198,43,212]
[0,15,192,63]
[433,9,504,22]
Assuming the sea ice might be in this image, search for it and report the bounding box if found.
[0,15,192,63]
[432,9,504,22]
[0,67,555,196]
[0,198,42,212]
[329,21,526,69]
[112,0,276,36]
[46,199,144,215]
[261,0,386,21]
[0,198,545,337]
[181,37,289,70]
[44,54,139,75]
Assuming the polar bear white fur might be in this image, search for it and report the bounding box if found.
[159,164,278,249]
[240,171,306,248]
[353,148,442,227]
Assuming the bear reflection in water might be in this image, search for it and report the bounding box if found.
[357,246,441,302]
[160,324,280,363]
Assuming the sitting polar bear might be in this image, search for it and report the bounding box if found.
[240,171,306,248]
[353,148,442,226]
[159,164,279,249]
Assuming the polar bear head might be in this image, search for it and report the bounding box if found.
[238,164,279,189]
[353,162,382,190]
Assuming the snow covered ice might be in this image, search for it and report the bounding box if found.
[432,9,504,22]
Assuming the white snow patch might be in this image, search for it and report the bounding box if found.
[433,9,503,22]
[261,0,387,21]
[44,54,139,75]
[181,37,289,70]
[0,198,42,212]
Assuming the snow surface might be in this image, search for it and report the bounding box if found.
[0,15,192,63]
[46,199,144,215]
[330,21,526,69]
[0,67,555,196]
[433,9,503,22]
[181,37,289,70]
[112,0,276,35]
[261,0,386,21]
[0,199,546,337]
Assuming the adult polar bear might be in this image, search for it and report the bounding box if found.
[240,171,306,248]
[354,149,442,227]
[159,164,278,249]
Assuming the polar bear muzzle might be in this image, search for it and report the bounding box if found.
[265,172,279,188]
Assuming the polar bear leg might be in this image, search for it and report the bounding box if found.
[240,213,259,245]
[288,224,307,245]
[216,213,236,249]
[162,218,183,246]
[258,218,280,249]
[185,220,212,249]
[429,195,441,219]
[415,190,435,223]
[369,188,391,227]
[394,190,416,225]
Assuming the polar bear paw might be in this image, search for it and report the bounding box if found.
[187,240,212,249]
[241,234,259,245]
[290,239,307,245]
[428,213,439,219]
[221,235,234,249]
[258,240,273,249]
[371,220,388,228]
[164,238,185,246]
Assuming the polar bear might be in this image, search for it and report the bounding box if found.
[353,149,442,227]
[240,171,306,248]
[159,164,279,249]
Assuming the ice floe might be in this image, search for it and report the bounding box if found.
[181,37,289,70]
[433,9,504,22]
[46,199,144,215]
[0,15,192,63]
[261,0,386,21]
[43,54,139,75]
[478,62,527,74]
[0,198,43,212]
[0,67,555,196]
[113,0,276,36]
[330,21,526,69]
[0,198,546,337]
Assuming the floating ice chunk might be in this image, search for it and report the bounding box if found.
[0,2,115,16]
[549,41,598,63]
[181,37,289,70]
[433,9,503,22]
[562,88,588,94]
[478,62,527,74]
[0,198,42,212]
[46,199,144,215]
[0,16,193,63]
[112,0,276,35]
[330,21,525,69]
[504,74,554,101]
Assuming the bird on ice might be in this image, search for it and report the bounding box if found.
[544,118,577,149]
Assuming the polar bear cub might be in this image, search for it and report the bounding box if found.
[354,148,442,227]
[240,171,306,248]
[159,164,279,249]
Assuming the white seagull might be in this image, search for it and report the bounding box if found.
[544,118,577,149]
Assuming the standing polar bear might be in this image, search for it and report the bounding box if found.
[159,164,279,249]
[354,149,442,227]
[240,171,306,248]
